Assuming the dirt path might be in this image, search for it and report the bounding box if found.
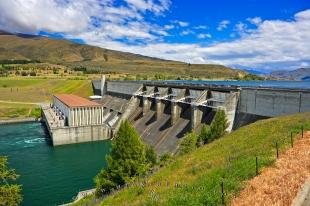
[231,131,310,206]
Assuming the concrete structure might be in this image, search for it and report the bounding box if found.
[43,79,310,152]
[91,80,310,154]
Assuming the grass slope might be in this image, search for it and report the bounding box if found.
[0,34,244,79]
[75,112,310,206]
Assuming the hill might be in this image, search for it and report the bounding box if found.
[0,32,244,79]
[269,68,310,80]
[74,112,310,206]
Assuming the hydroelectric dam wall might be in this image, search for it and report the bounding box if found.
[42,80,310,154]
[91,80,310,155]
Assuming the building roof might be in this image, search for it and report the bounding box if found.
[54,94,100,108]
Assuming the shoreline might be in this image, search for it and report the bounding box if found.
[0,117,41,125]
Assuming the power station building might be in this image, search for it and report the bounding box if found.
[52,94,104,127]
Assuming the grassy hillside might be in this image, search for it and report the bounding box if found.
[75,112,310,206]
[0,33,245,79]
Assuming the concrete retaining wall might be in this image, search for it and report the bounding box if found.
[49,125,111,146]
[238,88,310,117]
[107,81,142,96]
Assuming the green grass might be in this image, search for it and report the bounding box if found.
[0,78,93,103]
[74,112,310,206]
[0,102,39,120]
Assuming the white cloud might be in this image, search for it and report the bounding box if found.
[217,20,230,31]
[197,33,211,39]
[194,25,208,30]
[0,0,170,41]
[87,9,310,71]
[180,30,194,36]
[0,1,309,71]
[247,17,262,25]
[172,20,189,27]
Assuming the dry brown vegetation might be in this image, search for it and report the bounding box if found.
[0,33,245,79]
[232,131,310,206]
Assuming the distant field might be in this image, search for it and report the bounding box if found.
[0,78,93,103]
[0,77,93,119]
[0,102,39,120]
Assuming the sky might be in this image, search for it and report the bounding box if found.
[0,0,310,72]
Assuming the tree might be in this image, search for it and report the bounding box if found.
[0,156,22,206]
[179,132,198,155]
[198,124,211,145]
[145,144,157,167]
[210,109,228,141]
[95,120,149,196]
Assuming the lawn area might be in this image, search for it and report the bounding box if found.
[74,112,310,206]
[0,102,40,120]
[0,77,93,103]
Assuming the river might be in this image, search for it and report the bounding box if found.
[0,122,111,206]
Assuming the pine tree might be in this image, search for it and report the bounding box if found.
[179,132,198,155]
[210,109,228,140]
[95,120,149,196]
[0,156,22,206]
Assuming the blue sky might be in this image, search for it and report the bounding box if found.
[0,0,310,71]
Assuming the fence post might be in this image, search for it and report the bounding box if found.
[255,156,258,176]
[276,142,279,159]
[290,132,293,148]
[221,181,225,205]
[301,126,304,138]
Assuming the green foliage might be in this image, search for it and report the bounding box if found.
[0,156,22,206]
[159,153,173,167]
[95,120,149,196]
[237,73,264,81]
[198,124,211,145]
[179,132,198,155]
[30,108,41,119]
[210,109,228,141]
[145,144,157,167]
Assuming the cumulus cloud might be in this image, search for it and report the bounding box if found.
[0,0,170,40]
[247,17,262,25]
[0,1,309,71]
[217,20,230,31]
[90,9,310,71]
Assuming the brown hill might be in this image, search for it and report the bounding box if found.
[0,32,244,78]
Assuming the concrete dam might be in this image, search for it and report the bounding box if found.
[43,78,310,155]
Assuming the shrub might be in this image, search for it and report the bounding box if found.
[0,156,22,206]
[210,109,228,141]
[198,124,211,145]
[179,132,198,155]
[145,144,157,167]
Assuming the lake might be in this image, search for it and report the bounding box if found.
[159,80,310,89]
[0,122,111,206]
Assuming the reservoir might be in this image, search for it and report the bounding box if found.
[0,122,111,206]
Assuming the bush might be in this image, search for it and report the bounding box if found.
[145,144,157,167]
[0,156,22,206]
[198,124,211,145]
[179,132,198,155]
[210,109,228,141]
[159,153,173,167]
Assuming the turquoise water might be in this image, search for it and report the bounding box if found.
[156,80,310,89]
[0,122,111,206]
